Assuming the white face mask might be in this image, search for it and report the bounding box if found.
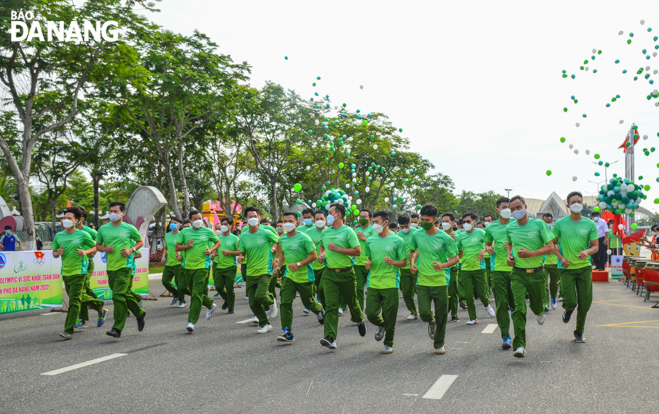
[62,219,74,229]
[315,220,326,228]
[215,230,222,236]
[283,223,296,232]
[373,223,384,234]
[441,222,451,231]
[570,203,584,214]
[247,217,259,227]
[499,208,512,220]
[483,222,490,227]
[511,209,526,220]
[401,228,411,234]
[220,225,229,233]
[593,217,599,222]
[463,223,473,231]
[109,213,122,222]
[192,219,203,229]
[410,223,419,228]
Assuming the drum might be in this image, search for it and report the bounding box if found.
[643,261,659,301]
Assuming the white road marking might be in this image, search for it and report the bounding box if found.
[402,394,418,397]
[422,375,458,400]
[41,353,127,376]
[40,313,59,316]
[481,324,498,334]
[236,318,255,324]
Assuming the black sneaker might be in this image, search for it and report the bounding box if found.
[459,301,467,310]
[106,328,121,338]
[137,314,146,331]
[227,309,235,314]
[428,321,436,339]
[357,320,367,337]
[574,330,586,343]
[277,329,294,342]
[320,336,336,349]
[450,316,459,323]
[562,309,573,324]
[221,301,228,310]
[317,311,325,325]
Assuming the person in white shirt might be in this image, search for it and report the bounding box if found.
[590,212,609,271]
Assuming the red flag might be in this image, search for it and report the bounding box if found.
[622,229,646,244]
[619,130,640,151]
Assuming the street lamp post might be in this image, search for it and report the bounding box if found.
[505,188,513,199]
[593,160,619,183]
[588,180,605,197]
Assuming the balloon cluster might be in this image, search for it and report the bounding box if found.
[317,188,357,216]
[596,177,647,215]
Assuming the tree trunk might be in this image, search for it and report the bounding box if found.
[93,174,100,228]
[162,155,183,221]
[50,197,58,237]
[176,141,190,218]
[16,176,36,250]
[270,178,278,220]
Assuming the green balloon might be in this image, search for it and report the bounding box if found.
[416,205,422,210]
[362,120,368,126]
[593,206,601,212]
[339,163,345,169]
[294,183,302,192]
[296,199,301,205]
[546,170,552,176]
[560,137,566,143]
[594,154,600,159]
[632,223,638,230]
[326,181,331,186]
[645,185,651,191]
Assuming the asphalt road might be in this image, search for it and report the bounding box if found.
[1,278,658,414]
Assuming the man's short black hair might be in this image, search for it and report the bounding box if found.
[591,211,600,217]
[314,210,326,218]
[283,211,296,219]
[566,191,583,204]
[398,215,410,225]
[388,222,398,229]
[330,203,346,219]
[4,225,11,230]
[410,213,419,220]
[220,217,231,225]
[510,195,526,205]
[462,211,477,221]
[170,217,181,223]
[442,212,455,222]
[276,219,284,224]
[260,218,271,225]
[420,204,438,218]
[64,206,83,220]
[484,214,494,221]
[373,210,389,222]
[109,201,126,212]
[496,197,510,208]
[189,210,202,220]
[77,206,88,219]
[543,213,553,219]
[359,209,372,218]
[302,208,314,216]
[244,206,261,217]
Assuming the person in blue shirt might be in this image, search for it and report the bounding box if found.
[0,226,23,251]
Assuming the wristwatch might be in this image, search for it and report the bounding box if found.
[297,262,301,267]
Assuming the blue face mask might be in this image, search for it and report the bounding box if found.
[327,214,335,226]
[4,230,9,235]
[304,219,313,226]
[170,223,178,231]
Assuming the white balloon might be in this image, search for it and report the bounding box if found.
[599,202,607,209]
[641,20,646,25]
[619,120,624,124]
[643,135,649,140]
[585,67,589,71]
[384,197,389,202]
[607,190,615,196]
[360,85,364,89]
[306,165,311,170]
[646,66,651,71]
[338,199,344,205]
[334,106,338,110]
[356,199,362,205]
[345,184,350,189]
[569,144,574,149]
[627,184,635,192]
[592,48,597,53]
[625,208,632,214]
[312,203,317,208]
[314,119,320,126]
[618,30,624,35]
[326,190,331,196]
[576,123,580,127]
[572,176,578,181]
[607,249,612,255]
[365,171,370,176]
[365,187,370,192]
[618,224,624,230]
[585,150,590,155]
[574,149,579,154]
[373,144,378,150]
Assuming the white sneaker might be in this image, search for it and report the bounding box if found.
[513,347,526,358]
[206,303,217,320]
[245,296,249,300]
[407,314,418,320]
[266,310,270,317]
[537,314,546,325]
[338,308,344,316]
[257,324,273,334]
[186,323,194,333]
[253,316,259,324]
[435,346,446,355]
[467,319,478,325]
[382,345,393,354]
[486,304,495,317]
[270,300,279,319]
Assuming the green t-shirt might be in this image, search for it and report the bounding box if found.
[320,225,360,269]
[52,229,95,276]
[279,231,316,283]
[214,233,239,268]
[176,227,219,270]
[355,225,376,266]
[544,224,558,266]
[305,226,326,270]
[164,231,180,267]
[96,222,141,272]
[239,226,279,277]
[396,228,417,270]
[456,228,486,271]
[551,216,598,269]
[81,225,98,258]
[505,217,553,269]
[484,219,515,272]
[608,229,620,248]
[410,229,458,287]
[297,225,314,235]
[364,233,407,289]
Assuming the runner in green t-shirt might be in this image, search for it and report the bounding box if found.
[484,197,516,350]
[550,191,599,344]
[304,210,330,310]
[456,212,495,325]
[542,213,561,310]
[397,215,418,319]
[176,210,221,333]
[364,211,408,354]
[482,215,494,292]
[238,207,280,333]
[161,218,185,308]
[318,203,367,350]
[213,217,241,314]
[505,195,555,358]
[409,204,460,355]
[274,211,324,342]
[354,209,376,314]
[440,213,462,321]
[297,208,315,235]
[53,207,105,340]
[96,201,145,338]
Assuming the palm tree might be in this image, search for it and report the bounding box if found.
[0,176,16,204]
